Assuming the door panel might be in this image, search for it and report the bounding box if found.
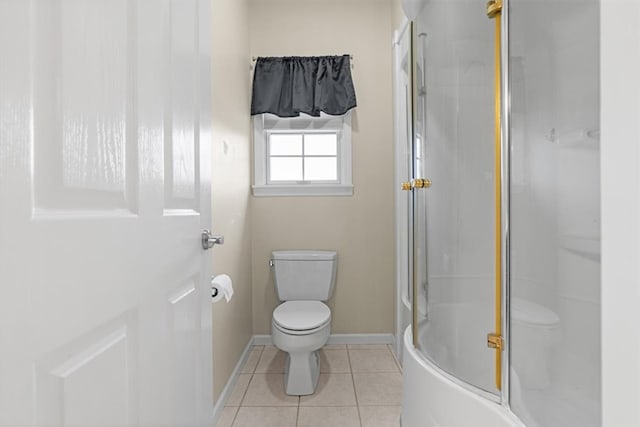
[167,276,200,425]
[33,0,138,213]
[35,315,136,427]
[166,0,199,211]
[412,0,498,395]
[0,1,212,426]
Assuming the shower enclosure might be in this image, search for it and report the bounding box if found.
[399,0,600,426]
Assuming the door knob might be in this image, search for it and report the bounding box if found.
[202,230,224,250]
[412,178,432,189]
[401,179,432,191]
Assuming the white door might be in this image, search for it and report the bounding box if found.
[0,1,213,426]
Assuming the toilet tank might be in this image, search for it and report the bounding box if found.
[271,250,338,301]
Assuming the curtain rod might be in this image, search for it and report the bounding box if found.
[251,55,354,62]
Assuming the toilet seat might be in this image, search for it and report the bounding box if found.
[273,319,331,336]
[511,298,560,328]
[273,301,331,335]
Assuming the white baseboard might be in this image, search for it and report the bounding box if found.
[212,337,255,426]
[252,334,273,346]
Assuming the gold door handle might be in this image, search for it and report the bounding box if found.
[412,178,432,189]
[401,179,432,190]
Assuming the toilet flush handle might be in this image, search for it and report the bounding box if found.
[269,260,274,268]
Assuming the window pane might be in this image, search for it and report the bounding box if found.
[269,157,303,181]
[269,134,302,155]
[304,157,338,181]
[304,133,337,155]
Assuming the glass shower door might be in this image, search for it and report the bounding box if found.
[412,0,499,395]
[508,0,601,425]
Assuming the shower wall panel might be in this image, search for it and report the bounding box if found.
[509,1,601,426]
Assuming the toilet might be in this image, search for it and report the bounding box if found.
[510,297,560,390]
[270,250,337,396]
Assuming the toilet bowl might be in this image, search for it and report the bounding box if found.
[272,301,331,395]
[270,250,338,395]
[510,297,560,390]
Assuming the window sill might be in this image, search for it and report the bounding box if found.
[252,184,354,197]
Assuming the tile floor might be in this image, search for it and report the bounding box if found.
[216,344,402,427]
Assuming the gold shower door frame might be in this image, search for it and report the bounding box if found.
[486,0,505,393]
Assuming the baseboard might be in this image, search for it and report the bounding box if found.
[211,337,255,426]
[252,333,395,346]
[252,334,273,346]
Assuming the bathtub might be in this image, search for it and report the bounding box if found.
[402,325,525,427]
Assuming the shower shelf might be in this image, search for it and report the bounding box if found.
[546,128,600,149]
[560,234,601,262]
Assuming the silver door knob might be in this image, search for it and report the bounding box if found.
[202,230,224,250]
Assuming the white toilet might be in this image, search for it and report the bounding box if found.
[510,297,560,390]
[270,250,337,396]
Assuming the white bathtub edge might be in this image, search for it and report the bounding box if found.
[401,326,526,427]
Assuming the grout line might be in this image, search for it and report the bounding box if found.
[237,346,263,407]
[358,404,403,407]
[387,344,403,373]
[347,347,364,427]
[252,345,265,374]
[238,372,253,407]
[229,405,239,427]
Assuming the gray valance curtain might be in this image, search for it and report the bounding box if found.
[251,55,357,118]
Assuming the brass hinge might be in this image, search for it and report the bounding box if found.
[401,181,412,191]
[487,333,504,350]
[486,0,502,18]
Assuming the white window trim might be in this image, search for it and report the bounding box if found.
[252,112,353,197]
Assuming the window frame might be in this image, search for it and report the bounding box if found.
[252,112,353,197]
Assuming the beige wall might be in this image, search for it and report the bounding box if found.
[249,0,396,335]
[211,0,253,401]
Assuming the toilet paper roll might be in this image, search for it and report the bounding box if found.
[211,274,234,303]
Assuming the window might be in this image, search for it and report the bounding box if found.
[268,133,338,182]
[253,113,353,197]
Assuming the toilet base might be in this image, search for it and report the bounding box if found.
[284,350,320,395]
[272,315,330,396]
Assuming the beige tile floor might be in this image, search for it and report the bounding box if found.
[216,344,402,427]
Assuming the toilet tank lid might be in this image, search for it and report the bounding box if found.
[272,250,337,261]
